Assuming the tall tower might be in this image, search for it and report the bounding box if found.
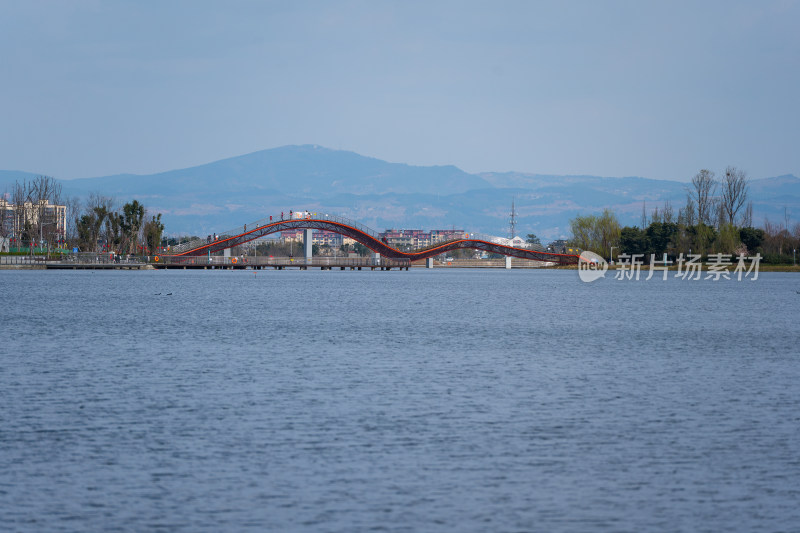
[509,198,517,239]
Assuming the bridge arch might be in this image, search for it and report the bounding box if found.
[167,215,579,265]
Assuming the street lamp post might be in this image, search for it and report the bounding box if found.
[610,246,615,264]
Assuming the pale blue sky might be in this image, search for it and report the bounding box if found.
[1,0,798,181]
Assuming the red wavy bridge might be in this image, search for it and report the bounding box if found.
[166,214,579,265]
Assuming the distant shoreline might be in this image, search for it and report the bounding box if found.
[556,263,800,273]
[2,260,798,272]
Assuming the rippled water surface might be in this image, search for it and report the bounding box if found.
[2,268,799,532]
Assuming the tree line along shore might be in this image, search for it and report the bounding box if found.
[564,167,799,265]
[2,176,163,256]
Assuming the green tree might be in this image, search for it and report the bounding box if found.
[104,211,123,251]
[569,214,596,251]
[353,242,371,257]
[739,227,765,253]
[525,233,541,245]
[92,205,109,250]
[76,213,98,251]
[689,223,717,257]
[713,223,742,254]
[670,223,693,257]
[645,222,679,256]
[568,209,620,258]
[75,202,109,252]
[143,213,165,254]
[121,200,145,254]
[619,226,647,256]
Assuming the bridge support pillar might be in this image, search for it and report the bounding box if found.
[304,229,313,263]
[372,252,380,266]
[426,257,434,269]
[224,248,231,259]
[505,256,512,269]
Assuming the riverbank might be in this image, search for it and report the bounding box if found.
[0,264,154,270]
[605,263,800,272]
[547,264,800,272]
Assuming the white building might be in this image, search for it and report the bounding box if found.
[486,235,528,248]
[0,198,67,243]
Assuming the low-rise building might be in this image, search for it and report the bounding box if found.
[280,229,354,247]
[0,198,67,244]
[379,228,467,249]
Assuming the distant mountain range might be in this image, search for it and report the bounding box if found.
[2,145,799,240]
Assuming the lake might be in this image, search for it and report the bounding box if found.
[1,268,799,532]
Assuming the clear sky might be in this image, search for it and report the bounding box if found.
[1,0,798,181]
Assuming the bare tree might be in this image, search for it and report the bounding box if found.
[763,218,786,256]
[64,196,82,244]
[30,176,63,254]
[0,189,9,239]
[651,206,661,224]
[681,193,696,226]
[742,201,753,228]
[690,169,716,225]
[640,201,648,228]
[713,197,726,229]
[662,200,674,224]
[11,180,31,248]
[720,166,748,225]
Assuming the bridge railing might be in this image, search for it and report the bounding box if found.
[310,213,382,240]
[168,237,209,255]
[404,233,530,254]
[408,231,517,255]
[165,212,384,255]
[161,214,568,259]
[465,234,553,253]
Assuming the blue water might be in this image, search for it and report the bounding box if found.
[1,268,799,532]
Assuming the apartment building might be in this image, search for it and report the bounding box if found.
[0,198,67,243]
[280,229,355,246]
[379,228,467,249]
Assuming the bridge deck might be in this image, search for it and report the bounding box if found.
[162,215,580,265]
[153,256,410,270]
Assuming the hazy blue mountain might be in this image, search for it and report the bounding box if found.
[0,170,41,194]
[63,145,489,197]
[2,146,799,240]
